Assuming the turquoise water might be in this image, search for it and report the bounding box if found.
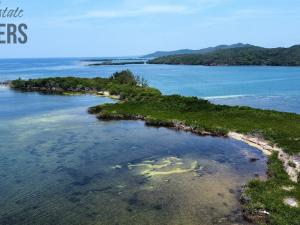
[0,86,266,225]
[1,58,300,113]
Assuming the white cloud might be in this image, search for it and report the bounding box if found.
[82,5,189,19]
[48,0,231,25]
[198,8,300,28]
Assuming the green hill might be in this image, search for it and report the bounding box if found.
[148,45,300,66]
[144,43,253,58]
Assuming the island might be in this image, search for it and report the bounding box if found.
[148,45,300,66]
[10,70,300,225]
[87,61,145,66]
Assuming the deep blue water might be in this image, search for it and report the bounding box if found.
[1,57,300,113]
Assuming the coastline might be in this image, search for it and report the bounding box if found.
[95,91,120,100]
[62,91,121,100]
[228,132,300,183]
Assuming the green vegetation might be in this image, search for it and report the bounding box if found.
[11,70,300,224]
[11,70,159,100]
[148,45,300,66]
[243,153,300,225]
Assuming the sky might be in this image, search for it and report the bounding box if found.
[1,0,300,58]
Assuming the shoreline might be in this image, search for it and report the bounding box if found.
[62,90,121,100]
[228,132,300,183]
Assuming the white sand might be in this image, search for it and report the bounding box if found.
[228,132,300,182]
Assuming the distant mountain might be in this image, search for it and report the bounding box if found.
[148,45,300,66]
[144,43,254,58]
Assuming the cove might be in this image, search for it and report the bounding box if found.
[0,86,266,225]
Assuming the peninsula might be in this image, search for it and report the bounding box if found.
[10,70,300,225]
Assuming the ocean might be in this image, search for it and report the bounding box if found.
[1,57,300,114]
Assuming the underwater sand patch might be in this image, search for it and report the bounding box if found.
[13,107,85,126]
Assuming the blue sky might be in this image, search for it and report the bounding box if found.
[1,0,300,58]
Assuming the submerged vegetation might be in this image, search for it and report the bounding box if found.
[127,156,200,177]
[148,45,300,66]
[11,70,300,225]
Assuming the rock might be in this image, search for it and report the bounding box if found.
[240,193,251,204]
[242,210,269,224]
[282,186,295,191]
[249,157,259,162]
[112,165,122,169]
[228,188,235,194]
[283,198,299,208]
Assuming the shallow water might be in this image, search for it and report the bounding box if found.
[0,58,300,113]
[0,87,266,225]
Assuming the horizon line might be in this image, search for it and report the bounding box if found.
[1,43,299,60]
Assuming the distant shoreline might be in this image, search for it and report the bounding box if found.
[87,61,146,66]
[148,45,300,66]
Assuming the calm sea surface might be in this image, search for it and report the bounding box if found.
[0,57,297,224]
[1,58,300,113]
